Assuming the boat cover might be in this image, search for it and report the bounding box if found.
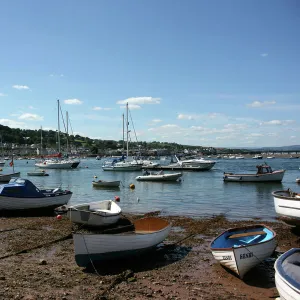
[0,178,45,198]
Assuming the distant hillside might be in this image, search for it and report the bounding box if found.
[245,145,300,151]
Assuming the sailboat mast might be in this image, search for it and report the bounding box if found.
[126,103,129,157]
[122,113,125,152]
[66,111,69,154]
[40,126,42,156]
[57,99,61,153]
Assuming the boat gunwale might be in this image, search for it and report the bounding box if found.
[210,224,276,251]
[275,248,300,292]
[224,170,285,177]
[273,190,300,201]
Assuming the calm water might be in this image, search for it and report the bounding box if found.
[3,158,300,221]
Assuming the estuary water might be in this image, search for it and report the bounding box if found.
[3,158,300,221]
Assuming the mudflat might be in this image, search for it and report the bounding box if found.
[0,212,299,300]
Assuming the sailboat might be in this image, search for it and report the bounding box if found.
[102,103,142,171]
[35,100,75,169]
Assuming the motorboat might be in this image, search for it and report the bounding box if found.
[136,170,182,181]
[229,156,236,159]
[235,156,244,159]
[73,217,171,267]
[210,224,276,278]
[223,164,285,182]
[135,159,160,168]
[253,154,263,159]
[272,189,300,226]
[66,200,121,227]
[267,156,275,159]
[0,178,72,210]
[27,170,49,176]
[92,180,120,187]
[168,155,215,171]
[102,160,143,171]
[296,178,300,184]
[275,248,300,300]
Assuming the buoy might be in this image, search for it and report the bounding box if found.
[0,168,2,171]
[114,196,120,202]
[85,166,88,168]
[56,215,62,220]
[130,184,135,189]
[94,175,97,178]
[137,197,139,202]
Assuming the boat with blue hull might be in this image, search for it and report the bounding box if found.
[210,224,276,278]
[275,248,300,300]
[0,178,72,210]
[73,217,171,267]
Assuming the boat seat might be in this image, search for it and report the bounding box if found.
[228,231,266,239]
[283,254,300,283]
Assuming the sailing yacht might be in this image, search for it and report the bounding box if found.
[102,103,142,171]
[35,100,77,169]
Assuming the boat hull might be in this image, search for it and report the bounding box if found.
[273,191,300,226]
[0,193,72,210]
[136,173,182,181]
[35,162,74,169]
[224,170,285,182]
[0,172,21,182]
[92,181,120,187]
[275,248,300,300]
[27,172,49,176]
[73,218,171,267]
[102,165,142,171]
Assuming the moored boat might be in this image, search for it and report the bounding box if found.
[223,164,285,182]
[210,224,276,278]
[67,200,121,227]
[0,178,72,210]
[136,171,182,181]
[0,172,21,182]
[272,189,300,226]
[92,180,120,187]
[275,248,300,300]
[73,217,171,267]
[27,170,49,176]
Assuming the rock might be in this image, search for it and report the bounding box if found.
[39,259,47,265]
[0,276,5,280]
[127,277,137,283]
[123,269,134,279]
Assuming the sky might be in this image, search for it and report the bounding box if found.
[0,0,300,148]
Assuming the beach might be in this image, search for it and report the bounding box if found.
[1,212,299,300]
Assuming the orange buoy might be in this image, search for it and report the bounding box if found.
[114,196,120,202]
[56,215,62,220]
[129,184,135,189]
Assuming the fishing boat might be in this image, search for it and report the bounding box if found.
[223,164,285,182]
[66,200,121,227]
[136,170,182,181]
[275,248,300,300]
[272,189,300,226]
[0,178,72,210]
[27,170,49,176]
[92,180,120,187]
[210,224,277,278]
[73,217,171,267]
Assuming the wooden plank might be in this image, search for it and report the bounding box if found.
[228,231,266,239]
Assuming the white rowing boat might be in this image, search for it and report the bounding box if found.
[73,217,171,267]
[210,224,276,278]
[272,189,300,226]
[67,200,121,227]
[275,248,300,300]
[136,171,182,181]
[92,180,120,187]
[224,164,285,182]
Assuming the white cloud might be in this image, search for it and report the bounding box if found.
[117,97,161,105]
[120,104,141,110]
[18,113,43,121]
[177,114,195,120]
[0,119,25,128]
[64,99,83,105]
[92,106,112,111]
[260,120,295,126]
[0,93,7,97]
[249,133,264,137]
[151,119,162,123]
[28,106,36,110]
[12,85,30,90]
[290,136,296,139]
[260,53,268,57]
[247,101,276,108]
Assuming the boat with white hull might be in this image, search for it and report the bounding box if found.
[167,155,215,171]
[27,170,49,176]
[136,171,182,181]
[0,178,72,210]
[272,189,300,226]
[0,172,21,182]
[35,160,74,169]
[102,161,142,171]
[210,224,276,278]
[275,248,300,300]
[73,217,171,267]
[224,164,285,182]
[92,180,120,187]
[67,200,121,227]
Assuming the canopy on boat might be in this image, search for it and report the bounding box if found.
[0,178,45,198]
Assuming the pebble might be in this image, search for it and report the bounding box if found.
[39,259,47,265]
[0,276,5,280]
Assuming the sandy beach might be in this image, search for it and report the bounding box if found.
[0,212,299,300]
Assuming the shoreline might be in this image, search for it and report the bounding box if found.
[1,213,299,299]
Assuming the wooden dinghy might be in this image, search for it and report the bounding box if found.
[272,189,300,226]
[92,180,120,187]
[223,164,285,182]
[136,170,182,182]
[210,224,276,278]
[67,200,122,227]
[275,248,300,300]
[73,217,171,267]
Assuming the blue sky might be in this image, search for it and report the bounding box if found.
[0,0,299,147]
